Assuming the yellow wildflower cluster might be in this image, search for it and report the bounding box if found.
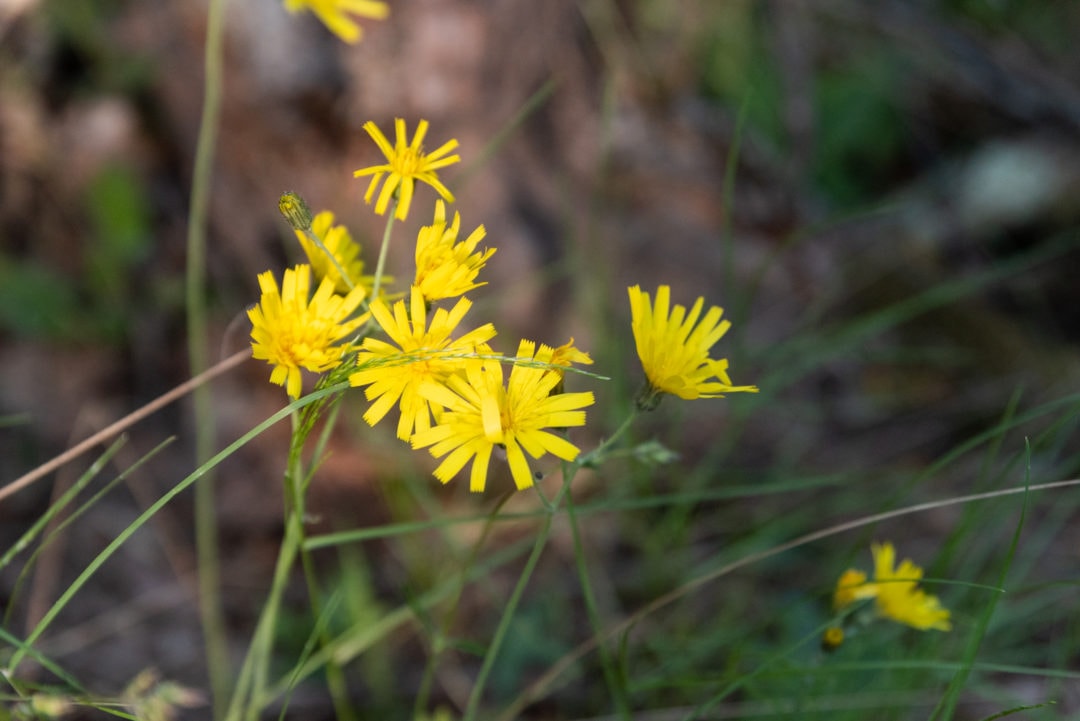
[824,542,952,649]
[249,117,757,492]
[250,119,599,492]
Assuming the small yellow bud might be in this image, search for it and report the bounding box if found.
[279,192,313,231]
[821,626,845,651]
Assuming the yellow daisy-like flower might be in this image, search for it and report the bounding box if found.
[628,284,758,410]
[296,210,379,296]
[534,337,593,394]
[870,542,952,631]
[832,542,952,633]
[353,119,461,222]
[544,337,592,369]
[248,264,368,399]
[414,201,496,303]
[349,286,496,440]
[282,0,389,44]
[412,339,595,493]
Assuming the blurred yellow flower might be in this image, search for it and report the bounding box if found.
[296,210,378,296]
[833,568,875,610]
[414,201,496,302]
[538,337,593,375]
[282,0,388,44]
[412,339,595,492]
[628,284,757,410]
[354,119,460,222]
[349,286,496,440]
[248,265,368,399]
[832,542,951,633]
[870,542,952,631]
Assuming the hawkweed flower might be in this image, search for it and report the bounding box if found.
[827,541,951,648]
[414,201,496,302]
[282,0,389,44]
[296,210,380,296]
[349,286,496,440]
[833,568,876,609]
[248,264,368,399]
[535,337,593,394]
[628,284,758,410]
[353,119,460,222]
[412,339,595,493]
[869,542,952,631]
[538,337,593,375]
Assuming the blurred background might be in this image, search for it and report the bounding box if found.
[2,0,1080,718]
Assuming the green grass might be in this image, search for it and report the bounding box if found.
[2,1,1080,720]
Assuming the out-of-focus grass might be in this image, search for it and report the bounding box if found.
[2,1,1079,719]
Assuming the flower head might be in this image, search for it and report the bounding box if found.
[296,210,382,296]
[534,337,592,371]
[349,286,496,440]
[353,119,460,222]
[628,284,757,410]
[411,339,595,493]
[831,542,952,633]
[833,568,875,610]
[248,264,368,399]
[282,0,389,44]
[414,201,496,302]
[870,542,952,631]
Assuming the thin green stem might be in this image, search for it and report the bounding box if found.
[370,200,398,303]
[462,475,574,720]
[413,490,515,718]
[301,227,355,292]
[236,513,304,721]
[186,0,230,713]
[566,486,630,719]
[579,409,638,467]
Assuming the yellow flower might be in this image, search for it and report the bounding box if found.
[414,201,496,303]
[871,542,952,631]
[349,286,496,440]
[353,119,461,222]
[296,210,379,296]
[248,265,368,399]
[831,542,951,633]
[412,339,595,492]
[282,0,388,44]
[537,338,593,374]
[627,284,757,410]
[833,568,875,610]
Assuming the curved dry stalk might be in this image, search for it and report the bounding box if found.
[0,349,250,505]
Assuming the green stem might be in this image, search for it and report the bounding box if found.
[370,200,398,302]
[462,476,574,720]
[414,491,515,718]
[186,0,230,714]
[233,512,303,721]
[579,409,638,467]
[566,486,630,719]
[301,227,355,292]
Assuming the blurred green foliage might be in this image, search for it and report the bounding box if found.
[85,163,152,341]
[0,163,150,342]
[812,52,908,208]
